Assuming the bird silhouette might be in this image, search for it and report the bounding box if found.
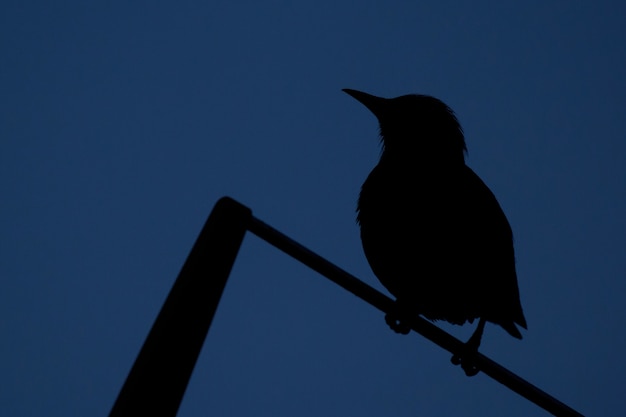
[343,89,526,376]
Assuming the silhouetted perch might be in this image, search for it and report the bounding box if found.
[109,196,583,417]
[109,197,250,417]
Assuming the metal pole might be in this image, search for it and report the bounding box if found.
[108,196,583,417]
[247,215,584,417]
[109,197,251,417]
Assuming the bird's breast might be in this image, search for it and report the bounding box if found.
[356,162,513,323]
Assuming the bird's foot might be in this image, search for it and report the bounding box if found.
[385,303,411,335]
[451,318,486,377]
[450,347,480,377]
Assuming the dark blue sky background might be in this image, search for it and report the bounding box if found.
[2,2,625,416]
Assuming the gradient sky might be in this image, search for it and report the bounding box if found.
[2,2,625,416]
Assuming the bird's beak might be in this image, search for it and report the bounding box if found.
[342,89,386,118]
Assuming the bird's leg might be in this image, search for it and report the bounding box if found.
[451,318,486,377]
[385,300,412,335]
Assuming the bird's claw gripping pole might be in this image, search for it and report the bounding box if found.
[450,318,486,377]
[384,311,412,335]
[108,196,584,417]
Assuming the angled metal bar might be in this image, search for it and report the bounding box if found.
[247,215,584,417]
[109,196,584,417]
[109,197,251,417]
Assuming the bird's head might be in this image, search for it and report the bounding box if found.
[343,89,467,163]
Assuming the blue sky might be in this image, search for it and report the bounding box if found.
[2,1,625,416]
